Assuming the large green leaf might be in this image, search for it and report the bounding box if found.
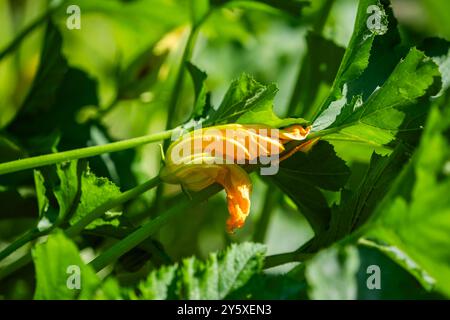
[291,243,438,299]
[314,48,441,145]
[363,103,450,297]
[311,144,410,250]
[129,242,266,299]
[313,0,441,148]
[271,141,350,235]
[32,231,100,299]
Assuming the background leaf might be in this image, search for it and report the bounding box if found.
[129,242,266,299]
[363,102,450,297]
[32,231,100,299]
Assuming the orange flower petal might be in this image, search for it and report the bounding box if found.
[214,165,252,233]
[161,123,313,232]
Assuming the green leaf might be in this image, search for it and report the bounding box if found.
[130,242,266,299]
[32,161,121,231]
[206,73,308,127]
[305,245,360,300]
[312,145,411,249]
[270,141,350,235]
[5,22,100,155]
[69,164,122,229]
[34,170,52,231]
[356,245,441,299]
[186,62,211,120]
[32,230,100,299]
[33,161,81,232]
[315,48,441,145]
[363,103,450,297]
[53,161,82,224]
[313,0,441,148]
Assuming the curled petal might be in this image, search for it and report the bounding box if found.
[215,165,252,233]
[280,125,311,142]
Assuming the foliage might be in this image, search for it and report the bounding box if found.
[0,0,449,300]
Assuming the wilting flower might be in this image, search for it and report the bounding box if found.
[160,123,314,233]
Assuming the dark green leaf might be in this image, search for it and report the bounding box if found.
[364,103,450,297]
[186,62,211,120]
[130,242,266,299]
[312,145,410,249]
[271,141,350,235]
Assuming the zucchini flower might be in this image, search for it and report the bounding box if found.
[160,124,313,233]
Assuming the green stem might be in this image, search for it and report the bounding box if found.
[0,129,174,176]
[0,229,41,262]
[264,251,313,269]
[0,1,66,61]
[90,184,222,272]
[82,226,171,265]
[0,253,31,281]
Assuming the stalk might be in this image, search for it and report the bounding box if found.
[0,130,174,176]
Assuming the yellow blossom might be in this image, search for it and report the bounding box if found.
[160,123,313,232]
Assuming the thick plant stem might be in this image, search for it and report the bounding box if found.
[0,253,31,281]
[0,229,42,262]
[90,184,222,272]
[0,1,66,61]
[0,129,174,176]
[0,176,161,280]
[264,251,313,269]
